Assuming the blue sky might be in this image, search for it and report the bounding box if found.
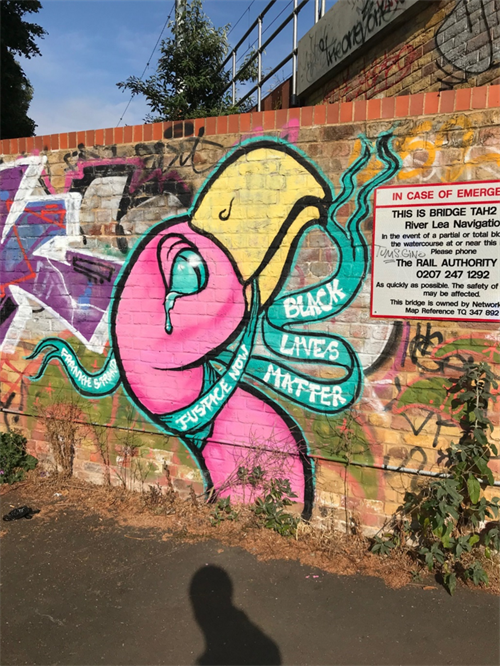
[19,0,336,135]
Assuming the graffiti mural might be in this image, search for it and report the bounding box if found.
[27,134,400,517]
[2,107,498,528]
[298,0,415,93]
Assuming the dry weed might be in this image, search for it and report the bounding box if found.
[39,393,88,477]
[212,428,300,504]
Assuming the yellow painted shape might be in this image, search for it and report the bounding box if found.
[397,115,479,183]
[397,120,435,180]
[191,147,326,304]
[256,205,323,303]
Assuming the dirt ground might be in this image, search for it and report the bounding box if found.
[1,473,499,595]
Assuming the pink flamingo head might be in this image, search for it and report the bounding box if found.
[111,218,246,414]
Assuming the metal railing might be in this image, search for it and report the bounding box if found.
[220,0,327,111]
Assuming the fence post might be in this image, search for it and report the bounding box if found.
[232,50,236,106]
[258,17,262,111]
[292,0,299,106]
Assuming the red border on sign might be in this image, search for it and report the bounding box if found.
[376,200,499,208]
[375,179,500,189]
[370,180,500,323]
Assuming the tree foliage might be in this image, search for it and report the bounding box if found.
[1,0,46,139]
[1,56,37,140]
[117,0,255,122]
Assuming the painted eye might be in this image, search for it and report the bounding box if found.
[164,247,208,334]
[169,249,208,296]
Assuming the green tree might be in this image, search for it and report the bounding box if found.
[117,0,255,122]
[1,0,46,139]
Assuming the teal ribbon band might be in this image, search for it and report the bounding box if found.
[267,132,400,326]
[215,316,362,416]
[250,315,361,413]
[26,338,120,397]
[213,132,400,417]
[158,280,260,442]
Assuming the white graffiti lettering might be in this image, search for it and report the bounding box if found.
[279,334,339,361]
[175,378,232,432]
[92,359,119,389]
[283,279,346,319]
[262,363,346,408]
[61,348,93,388]
[228,344,249,381]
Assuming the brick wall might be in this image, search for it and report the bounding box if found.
[1,86,499,531]
[307,0,500,106]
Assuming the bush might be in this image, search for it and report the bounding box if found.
[371,360,499,595]
[252,478,299,537]
[0,431,38,484]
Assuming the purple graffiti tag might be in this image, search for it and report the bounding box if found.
[0,157,120,353]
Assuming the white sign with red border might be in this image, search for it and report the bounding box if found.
[371,180,500,322]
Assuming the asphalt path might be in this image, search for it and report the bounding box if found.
[1,495,498,666]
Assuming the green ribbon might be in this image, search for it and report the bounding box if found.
[27,338,120,397]
[215,306,362,416]
[213,132,400,417]
[158,280,260,444]
[247,315,361,414]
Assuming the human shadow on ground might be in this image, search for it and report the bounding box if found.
[190,565,282,665]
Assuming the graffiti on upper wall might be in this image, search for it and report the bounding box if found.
[436,0,500,88]
[313,0,410,74]
[62,124,224,177]
[396,114,500,184]
[0,157,121,354]
[0,149,192,354]
[324,43,418,104]
[323,0,500,102]
[157,126,224,175]
[27,134,401,518]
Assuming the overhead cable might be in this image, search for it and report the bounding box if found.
[116,3,174,127]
